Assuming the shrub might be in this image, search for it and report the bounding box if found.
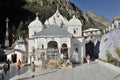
[106,51,114,63]
[115,47,120,58]
[105,48,120,67]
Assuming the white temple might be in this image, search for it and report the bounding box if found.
[27,10,86,64]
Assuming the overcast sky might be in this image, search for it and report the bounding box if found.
[70,0,120,22]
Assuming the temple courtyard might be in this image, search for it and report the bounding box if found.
[4,60,120,80]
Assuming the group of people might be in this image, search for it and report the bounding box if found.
[3,59,22,74]
[17,59,36,78]
[3,58,36,78]
[3,54,91,78]
[60,53,71,67]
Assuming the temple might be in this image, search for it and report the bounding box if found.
[27,10,85,64]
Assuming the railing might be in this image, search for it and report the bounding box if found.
[46,48,59,59]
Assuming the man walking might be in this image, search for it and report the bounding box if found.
[30,61,35,78]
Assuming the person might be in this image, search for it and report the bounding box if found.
[60,53,64,60]
[17,59,21,70]
[3,62,8,74]
[30,61,36,78]
[6,59,10,71]
[86,54,90,64]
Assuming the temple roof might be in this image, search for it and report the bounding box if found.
[33,25,72,37]
[83,28,100,32]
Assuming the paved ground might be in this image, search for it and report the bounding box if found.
[4,63,29,80]
[4,61,120,80]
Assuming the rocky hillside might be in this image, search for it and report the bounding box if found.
[24,0,112,29]
[87,11,112,28]
[0,0,112,47]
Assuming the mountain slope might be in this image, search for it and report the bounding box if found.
[0,0,112,46]
[87,11,112,28]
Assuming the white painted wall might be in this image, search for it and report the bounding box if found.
[15,44,26,52]
[27,10,86,64]
[7,51,23,63]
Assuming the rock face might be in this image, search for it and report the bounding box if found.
[99,29,120,61]
[25,0,112,30]
[87,11,112,27]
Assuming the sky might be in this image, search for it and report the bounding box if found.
[70,0,120,22]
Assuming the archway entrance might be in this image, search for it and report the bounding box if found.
[48,41,58,48]
[11,54,17,63]
[47,41,59,59]
[61,43,68,58]
[85,40,95,60]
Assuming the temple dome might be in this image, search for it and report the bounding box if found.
[28,17,42,28]
[68,15,82,26]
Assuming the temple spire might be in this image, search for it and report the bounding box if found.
[35,12,39,20]
[57,3,60,11]
[5,17,9,47]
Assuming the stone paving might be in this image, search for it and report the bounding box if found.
[4,63,29,80]
[4,61,120,80]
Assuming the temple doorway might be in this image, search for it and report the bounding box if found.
[47,41,59,59]
[61,43,68,58]
[11,54,17,63]
[85,40,95,60]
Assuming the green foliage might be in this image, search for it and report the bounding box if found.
[10,21,28,43]
[106,50,120,67]
[106,51,114,63]
[59,9,71,20]
[23,2,56,23]
[83,21,93,30]
[115,47,120,58]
